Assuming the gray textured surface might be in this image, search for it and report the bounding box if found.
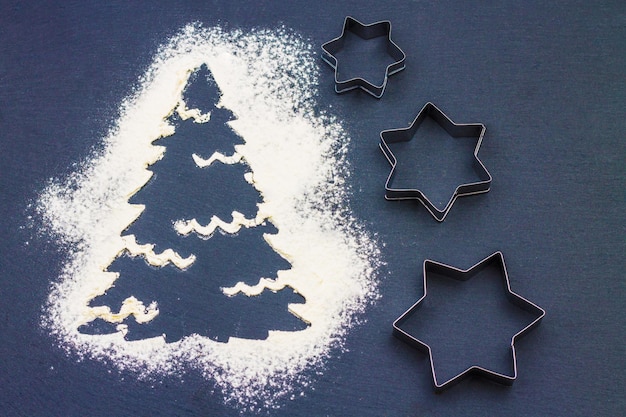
[0,1,624,415]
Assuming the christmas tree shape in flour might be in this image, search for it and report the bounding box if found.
[80,66,308,343]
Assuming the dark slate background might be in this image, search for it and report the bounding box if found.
[0,1,624,416]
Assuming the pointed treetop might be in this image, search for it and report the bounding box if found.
[183,64,223,112]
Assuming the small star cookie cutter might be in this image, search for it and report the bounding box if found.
[380,102,492,221]
[393,251,546,391]
[321,16,406,98]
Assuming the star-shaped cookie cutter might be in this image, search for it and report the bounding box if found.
[321,16,406,98]
[393,251,546,391]
[380,102,492,221]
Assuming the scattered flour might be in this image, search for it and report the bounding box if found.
[37,23,380,411]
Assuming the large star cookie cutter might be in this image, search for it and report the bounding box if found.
[321,16,406,98]
[393,251,546,391]
[380,102,492,221]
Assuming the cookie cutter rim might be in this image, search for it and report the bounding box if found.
[321,16,406,98]
[392,251,546,391]
[380,102,492,221]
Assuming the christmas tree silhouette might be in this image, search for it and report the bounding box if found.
[80,66,308,343]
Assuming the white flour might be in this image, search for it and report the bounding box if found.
[37,23,380,411]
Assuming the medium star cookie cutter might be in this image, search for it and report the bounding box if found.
[321,16,406,98]
[380,102,492,221]
[393,251,546,391]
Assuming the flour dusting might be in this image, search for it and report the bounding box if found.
[37,23,380,411]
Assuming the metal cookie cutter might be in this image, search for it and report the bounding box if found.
[380,102,492,221]
[393,251,546,391]
[321,16,406,98]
